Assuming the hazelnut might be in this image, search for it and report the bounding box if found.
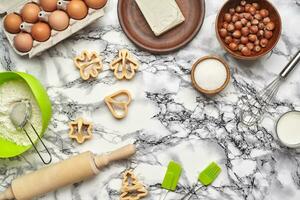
[240,1,247,6]
[249,6,256,15]
[224,36,233,44]
[241,27,250,36]
[251,19,259,25]
[244,13,252,20]
[229,42,238,51]
[241,18,248,25]
[246,42,254,50]
[233,30,242,38]
[254,39,260,46]
[241,36,249,44]
[258,22,265,30]
[241,47,251,56]
[232,15,239,23]
[235,21,243,30]
[250,25,258,34]
[233,38,241,44]
[260,9,269,18]
[260,38,269,47]
[219,28,228,38]
[257,30,264,38]
[238,44,245,51]
[227,23,235,32]
[223,22,229,29]
[229,8,235,15]
[263,17,271,24]
[254,45,262,52]
[238,13,245,20]
[254,13,262,20]
[224,13,232,22]
[252,3,260,9]
[245,4,251,12]
[264,30,273,39]
[236,6,244,13]
[246,22,252,27]
[248,34,257,42]
[266,22,275,31]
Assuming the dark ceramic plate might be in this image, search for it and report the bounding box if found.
[118,0,205,54]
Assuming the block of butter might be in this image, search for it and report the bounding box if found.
[135,0,185,36]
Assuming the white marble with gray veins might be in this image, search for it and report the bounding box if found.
[1,0,300,199]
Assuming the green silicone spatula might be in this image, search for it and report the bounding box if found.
[160,161,182,200]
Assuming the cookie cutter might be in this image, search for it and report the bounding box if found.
[74,50,103,80]
[120,170,148,200]
[110,49,139,80]
[68,118,93,144]
[104,90,132,119]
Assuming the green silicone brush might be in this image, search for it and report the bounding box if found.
[180,162,221,200]
[198,162,221,186]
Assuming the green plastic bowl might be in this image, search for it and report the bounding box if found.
[0,72,52,158]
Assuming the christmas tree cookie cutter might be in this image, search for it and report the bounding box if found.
[74,50,103,80]
[110,49,139,80]
[120,170,148,200]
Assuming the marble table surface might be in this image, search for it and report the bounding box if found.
[1,0,300,199]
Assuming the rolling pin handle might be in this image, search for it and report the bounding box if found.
[0,187,15,200]
[94,144,136,169]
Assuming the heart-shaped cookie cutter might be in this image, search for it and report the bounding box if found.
[110,49,139,80]
[104,90,132,119]
[74,50,103,80]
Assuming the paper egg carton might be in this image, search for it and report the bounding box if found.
[1,0,106,58]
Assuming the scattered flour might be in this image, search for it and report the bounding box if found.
[0,79,42,146]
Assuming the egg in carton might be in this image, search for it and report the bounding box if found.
[2,0,107,58]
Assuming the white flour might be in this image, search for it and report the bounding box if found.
[0,80,42,146]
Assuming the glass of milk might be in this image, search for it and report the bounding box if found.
[276,111,300,148]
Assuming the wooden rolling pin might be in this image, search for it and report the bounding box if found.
[0,144,136,200]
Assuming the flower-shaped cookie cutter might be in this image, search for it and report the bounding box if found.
[110,49,139,80]
[120,170,148,200]
[104,90,132,120]
[68,118,93,144]
[74,50,103,80]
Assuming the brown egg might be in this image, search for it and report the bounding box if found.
[21,3,41,23]
[31,22,51,42]
[4,13,22,34]
[40,0,58,12]
[67,0,88,20]
[84,0,107,9]
[14,33,33,52]
[49,10,70,31]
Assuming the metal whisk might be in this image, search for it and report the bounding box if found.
[240,50,300,126]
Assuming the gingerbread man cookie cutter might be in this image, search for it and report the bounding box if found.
[120,170,148,200]
[74,50,103,80]
[110,49,139,80]
[104,90,132,120]
[68,118,93,144]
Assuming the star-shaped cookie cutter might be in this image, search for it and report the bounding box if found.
[120,170,148,200]
[74,50,103,80]
[68,118,93,144]
[104,90,132,120]
[110,49,139,80]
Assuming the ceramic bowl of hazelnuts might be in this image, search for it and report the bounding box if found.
[216,0,281,60]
